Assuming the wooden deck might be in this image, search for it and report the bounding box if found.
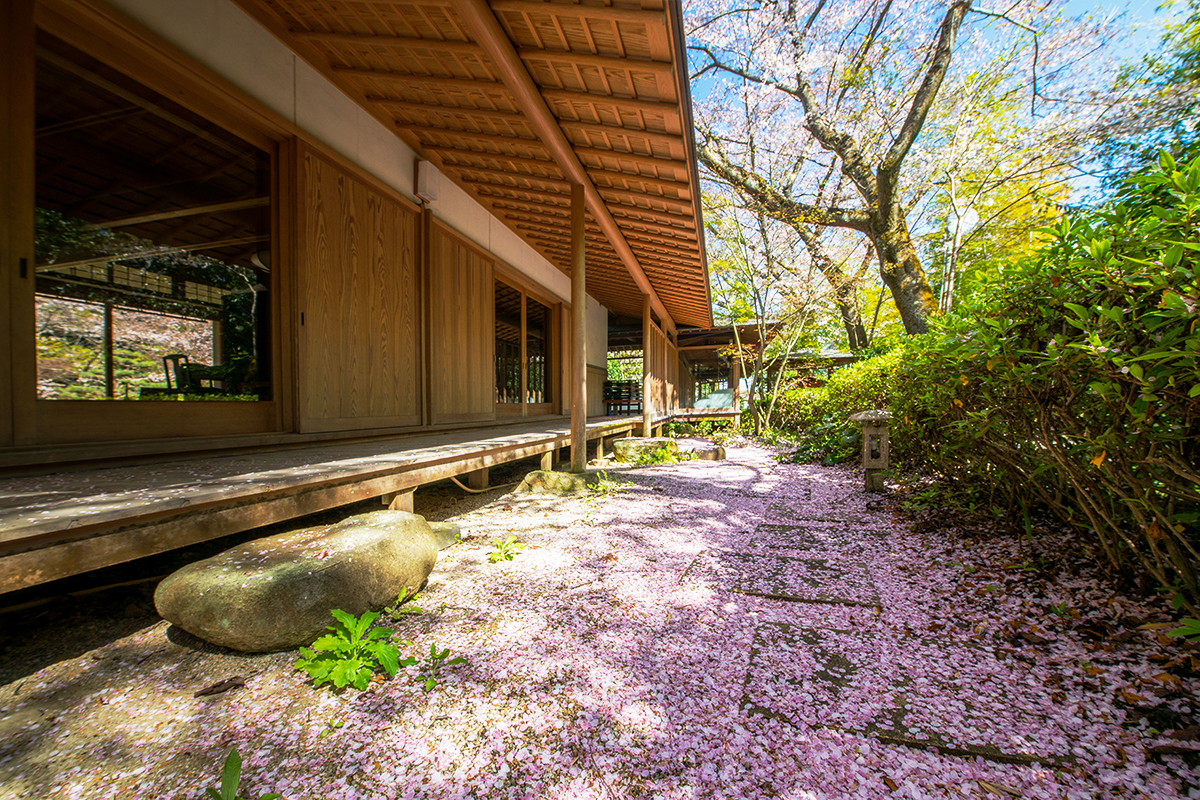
[0,415,655,594]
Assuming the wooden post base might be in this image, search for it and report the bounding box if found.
[467,467,489,490]
[383,490,415,511]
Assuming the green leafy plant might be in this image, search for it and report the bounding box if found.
[488,535,525,563]
[589,471,634,496]
[316,717,344,740]
[415,643,468,692]
[1168,618,1200,639]
[203,748,281,800]
[384,586,423,619]
[295,609,408,690]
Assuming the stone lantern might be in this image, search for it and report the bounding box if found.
[848,410,891,492]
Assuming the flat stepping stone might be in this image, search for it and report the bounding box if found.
[753,523,890,550]
[705,551,879,607]
[742,622,1072,766]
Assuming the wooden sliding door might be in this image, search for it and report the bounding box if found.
[428,224,493,425]
[296,145,420,432]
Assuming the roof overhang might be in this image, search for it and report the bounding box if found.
[234,0,712,330]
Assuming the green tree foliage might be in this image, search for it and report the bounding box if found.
[777,151,1200,605]
[1097,0,1200,182]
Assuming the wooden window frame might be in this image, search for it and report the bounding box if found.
[492,266,561,419]
[2,0,302,447]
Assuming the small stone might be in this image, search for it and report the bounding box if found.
[611,437,680,463]
[154,510,438,652]
[688,445,726,461]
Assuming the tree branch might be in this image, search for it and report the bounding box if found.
[878,0,973,216]
[698,137,872,232]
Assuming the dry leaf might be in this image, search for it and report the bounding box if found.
[1119,689,1149,704]
[1168,725,1200,741]
[1137,622,1175,631]
[1114,745,1128,766]
[1084,666,1105,677]
[883,776,899,791]
[1153,672,1184,690]
[1146,522,1166,541]
[1090,450,1106,468]
[978,779,1023,797]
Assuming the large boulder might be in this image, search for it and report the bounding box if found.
[154,510,437,652]
[515,470,600,494]
[428,521,463,550]
[611,437,680,464]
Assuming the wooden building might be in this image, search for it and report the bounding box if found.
[1,0,710,463]
[0,0,719,591]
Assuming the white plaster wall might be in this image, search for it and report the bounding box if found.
[586,296,608,371]
[102,0,574,304]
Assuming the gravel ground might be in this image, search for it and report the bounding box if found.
[0,439,1197,799]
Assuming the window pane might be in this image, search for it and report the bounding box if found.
[34,32,272,401]
[494,281,522,404]
[526,297,551,404]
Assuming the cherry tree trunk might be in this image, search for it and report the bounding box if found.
[871,218,937,335]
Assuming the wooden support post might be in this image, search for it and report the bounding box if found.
[384,490,414,512]
[641,294,652,438]
[730,355,742,427]
[570,182,587,473]
[596,436,604,461]
[103,303,115,399]
[540,450,554,471]
[467,467,489,490]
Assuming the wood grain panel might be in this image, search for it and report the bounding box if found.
[643,321,679,420]
[297,145,420,432]
[429,224,494,424]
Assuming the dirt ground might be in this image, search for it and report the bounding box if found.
[1,440,1197,800]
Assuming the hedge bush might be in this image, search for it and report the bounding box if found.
[776,152,1200,604]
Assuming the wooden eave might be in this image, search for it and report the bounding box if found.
[233,0,711,329]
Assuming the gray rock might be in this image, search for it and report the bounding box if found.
[516,470,600,494]
[154,510,437,653]
[688,445,726,461]
[611,437,680,463]
[429,521,463,550]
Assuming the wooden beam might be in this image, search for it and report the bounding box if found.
[541,89,681,119]
[518,48,673,77]
[570,183,587,473]
[428,145,562,173]
[590,168,691,195]
[453,0,675,333]
[491,0,667,26]
[405,127,544,149]
[461,178,569,201]
[561,120,682,150]
[575,145,689,173]
[624,236,702,259]
[370,96,528,124]
[291,30,484,56]
[95,197,269,229]
[611,216,697,238]
[446,162,571,187]
[332,67,511,95]
[597,187,691,212]
[610,205,698,226]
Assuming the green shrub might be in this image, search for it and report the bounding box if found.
[775,151,1200,606]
